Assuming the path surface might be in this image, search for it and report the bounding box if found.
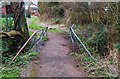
[36,32,85,77]
[21,17,85,77]
[21,32,85,77]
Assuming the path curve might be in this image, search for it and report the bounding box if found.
[22,17,86,77]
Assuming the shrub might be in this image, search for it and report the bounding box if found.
[94,27,108,56]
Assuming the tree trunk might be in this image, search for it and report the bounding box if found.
[1,1,29,54]
[10,1,29,44]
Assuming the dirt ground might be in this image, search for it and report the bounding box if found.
[20,32,86,77]
[20,17,86,77]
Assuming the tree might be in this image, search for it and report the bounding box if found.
[0,1,29,54]
[10,1,29,44]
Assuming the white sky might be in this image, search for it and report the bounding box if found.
[31,0,38,4]
[1,0,119,2]
[24,0,38,9]
[36,0,119,2]
[24,0,38,4]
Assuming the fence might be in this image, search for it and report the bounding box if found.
[10,27,48,64]
[69,24,96,62]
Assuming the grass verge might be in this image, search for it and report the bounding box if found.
[28,17,44,30]
[48,28,65,34]
[1,51,38,78]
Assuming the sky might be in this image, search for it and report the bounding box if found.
[0,0,119,3]
[30,0,38,4]
[35,0,119,2]
[24,0,38,9]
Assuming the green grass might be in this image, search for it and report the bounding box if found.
[29,25,43,30]
[26,52,38,60]
[48,28,64,33]
[0,18,6,23]
[28,17,65,34]
[42,36,48,41]
[0,18,6,28]
[29,31,34,36]
[0,18,14,31]
[2,67,20,79]
[28,17,44,30]
[1,51,39,78]
[1,17,43,78]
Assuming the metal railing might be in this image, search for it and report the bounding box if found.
[10,27,48,64]
[69,24,96,62]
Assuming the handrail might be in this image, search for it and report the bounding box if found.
[10,27,48,64]
[69,25,96,62]
[36,27,48,45]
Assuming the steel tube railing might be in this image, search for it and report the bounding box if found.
[10,27,48,64]
[69,25,96,62]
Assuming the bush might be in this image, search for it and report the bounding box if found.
[94,27,108,56]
